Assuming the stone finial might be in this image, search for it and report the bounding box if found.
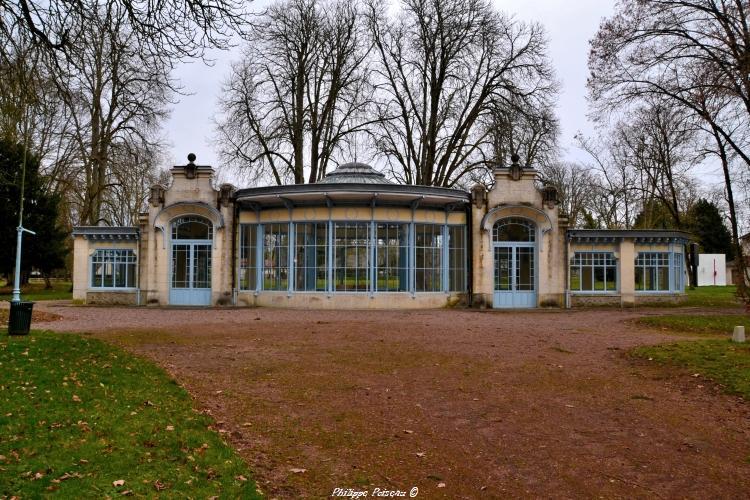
[149,184,165,207]
[219,183,235,207]
[543,184,559,209]
[732,325,746,342]
[471,184,487,208]
[509,154,523,181]
[185,153,197,179]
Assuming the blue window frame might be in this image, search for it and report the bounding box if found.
[90,249,136,289]
[238,221,469,295]
[635,251,684,293]
[569,252,617,292]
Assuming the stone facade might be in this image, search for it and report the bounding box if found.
[71,157,692,309]
[470,160,567,308]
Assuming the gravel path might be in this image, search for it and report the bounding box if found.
[33,302,750,498]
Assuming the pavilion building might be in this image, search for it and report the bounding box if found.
[71,155,691,308]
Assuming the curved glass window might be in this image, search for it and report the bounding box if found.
[171,216,213,240]
[493,218,535,242]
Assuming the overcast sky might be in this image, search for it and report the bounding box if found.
[164,0,616,179]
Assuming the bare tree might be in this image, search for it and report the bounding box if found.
[487,94,559,173]
[216,0,371,185]
[611,99,700,229]
[102,141,167,226]
[1,0,248,60]
[576,133,640,229]
[538,161,593,227]
[588,0,750,293]
[365,0,555,187]
[45,0,174,225]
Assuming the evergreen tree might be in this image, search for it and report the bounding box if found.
[0,138,68,283]
[686,199,733,260]
[632,199,677,230]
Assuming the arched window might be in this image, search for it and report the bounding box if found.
[493,218,535,242]
[171,216,213,240]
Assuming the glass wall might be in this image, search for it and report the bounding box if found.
[376,223,409,291]
[415,224,443,292]
[295,223,328,291]
[635,252,671,291]
[239,225,257,290]
[334,222,370,292]
[448,226,467,292]
[263,223,289,290]
[90,249,137,288]
[239,221,467,294]
[569,252,617,292]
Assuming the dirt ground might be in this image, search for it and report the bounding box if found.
[31,303,750,499]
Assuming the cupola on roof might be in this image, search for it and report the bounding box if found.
[318,162,392,184]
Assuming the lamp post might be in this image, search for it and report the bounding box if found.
[10,109,35,303]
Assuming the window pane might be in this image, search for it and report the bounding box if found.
[516,247,534,291]
[605,266,617,291]
[493,218,535,242]
[635,252,670,292]
[415,224,442,291]
[570,252,617,292]
[193,245,212,288]
[239,225,257,290]
[263,223,289,290]
[334,222,370,292]
[448,226,466,292]
[494,247,512,291]
[295,223,327,291]
[172,245,190,288]
[376,223,408,291]
[172,216,213,240]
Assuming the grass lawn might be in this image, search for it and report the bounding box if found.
[0,281,73,302]
[681,285,742,308]
[637,314,750,335]
[0,330,261,498]
[632,340,750,400]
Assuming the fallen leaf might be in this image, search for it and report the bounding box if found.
[289,468,307,474]
[438,483,446,488]
[165,425,174,431]
[416,452,426,458]
[153,479,167,491]
[121,490,133,496]
[235,475,248,482]
[72,395,81,402]
[242,422,252,427]
[403,429,414,434]
[112,479,125,487]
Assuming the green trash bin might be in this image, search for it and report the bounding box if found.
[8,301,34,336]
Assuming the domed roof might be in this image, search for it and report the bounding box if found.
[319,162,392,184]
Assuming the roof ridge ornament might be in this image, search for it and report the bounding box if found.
[509,154,523,181]
[185,153,197,179]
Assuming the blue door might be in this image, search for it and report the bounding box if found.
[169,216,213,306]
[492,218,537,308]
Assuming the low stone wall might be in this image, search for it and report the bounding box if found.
[569,294,622,307]
[634,293,688,306]
[237,291,468,309]
[86,291,138,305]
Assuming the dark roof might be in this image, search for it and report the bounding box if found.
[319,162,392,184]
[234,173,469,208]
[567,229,693,243]
[72,226,140,240]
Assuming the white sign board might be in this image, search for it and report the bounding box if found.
[697,254,727,286]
